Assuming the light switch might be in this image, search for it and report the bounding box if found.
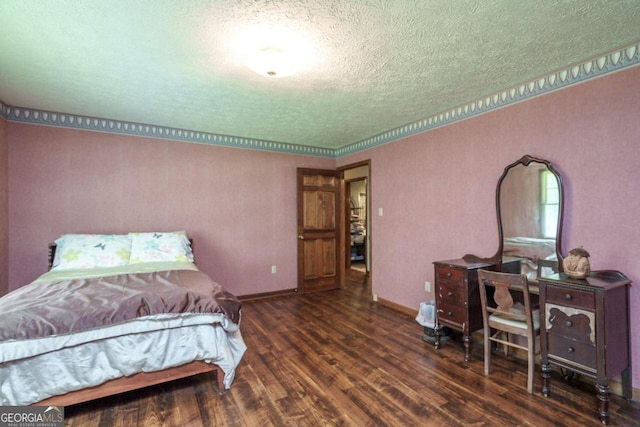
[378,207,383,216]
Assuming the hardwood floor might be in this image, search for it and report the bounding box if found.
[65,269,640,426]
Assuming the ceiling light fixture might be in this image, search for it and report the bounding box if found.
[247,47,297,78]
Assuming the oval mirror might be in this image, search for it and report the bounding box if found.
[494,155,564,280]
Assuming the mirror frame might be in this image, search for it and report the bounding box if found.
[492,154,565,272]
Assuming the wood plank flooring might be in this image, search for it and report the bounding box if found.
[65,269,640,426]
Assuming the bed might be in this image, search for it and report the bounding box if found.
[502,236,558,279]
[0,232,246,406]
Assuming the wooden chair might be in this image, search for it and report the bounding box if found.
[477,269,540,393]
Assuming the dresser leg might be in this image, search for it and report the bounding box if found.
[596,383,611,425]
[463,334,471,362]
[622,366,632,401]
[541,363,551,397]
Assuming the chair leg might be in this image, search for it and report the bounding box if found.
[504,332,510,357]
[527,338,535,394]
[484,327,490,376]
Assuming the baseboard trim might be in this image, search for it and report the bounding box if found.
[238,288,298,301]
[377,297,416,318]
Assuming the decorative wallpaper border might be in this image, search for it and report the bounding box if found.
[0,101,8,122]
[0,102,335,157]
[1,42,638,158]
[336,42,640,157]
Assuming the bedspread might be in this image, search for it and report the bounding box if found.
[0,264,241,343]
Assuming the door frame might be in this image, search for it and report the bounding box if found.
[338,160,372,291]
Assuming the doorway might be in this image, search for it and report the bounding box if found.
[340,161,370,285]
[346,178,367,273]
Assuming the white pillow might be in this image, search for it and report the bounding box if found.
[52,234,132,270]
[128,232,194,264]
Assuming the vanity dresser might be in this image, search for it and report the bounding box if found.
[432,155,633,425]
[433,155,560,359]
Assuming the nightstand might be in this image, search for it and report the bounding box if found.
[432,258,494,362]
[539,271,632,425]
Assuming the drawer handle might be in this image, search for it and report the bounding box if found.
[567,347,575,354]
[565,320,573,328]
[447,291,453,297]
[564,293,572,301]
[446,272,452,278]
[447,311,453,317]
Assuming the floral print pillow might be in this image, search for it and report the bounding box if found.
[128,232,194,264]
[52,234,132,270]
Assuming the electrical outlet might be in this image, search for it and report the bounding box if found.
[424,281,431,292]
[372,294,378,302]
[271,265,277,274]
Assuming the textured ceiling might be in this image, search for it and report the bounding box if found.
[0,1,639,151]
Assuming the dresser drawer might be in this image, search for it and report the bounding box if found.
[437,282,464,304]
[548,333,596,370]
[546,285,594,309]
[546,305,595,345]
[437,302,465,325]
[436,266,464,282]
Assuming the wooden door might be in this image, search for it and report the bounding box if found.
[297,168,343,293]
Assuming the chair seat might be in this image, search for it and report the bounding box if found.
[489,309,540,330]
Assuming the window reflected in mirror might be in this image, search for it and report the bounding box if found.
[541,170,559,239]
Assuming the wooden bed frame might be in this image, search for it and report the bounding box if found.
[36,361,224,406]
[31,242,226,406]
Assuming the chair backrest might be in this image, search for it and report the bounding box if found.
[536,258,559,279]
[477,269,533,327]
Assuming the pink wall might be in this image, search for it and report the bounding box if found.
[0,117,7,296]
[7,125,333,296]
[339,65,640,388]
